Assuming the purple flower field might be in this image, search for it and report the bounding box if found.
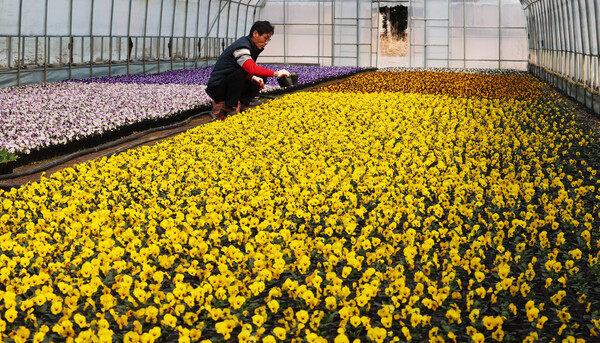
[70,65,364,89]
[2,65,364,156]
[0,83,209,154]
[262,65,364,87]
[71,67,214,85]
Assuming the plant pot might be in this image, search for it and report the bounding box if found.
[277,74,299,88]
[0,162,15,175]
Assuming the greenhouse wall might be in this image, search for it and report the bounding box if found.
[0,0,529,87]
[258,0,378,67]
[0,0,264,87]
[521,0,600,116]
[258,0,528,70]
[409,0,528,70]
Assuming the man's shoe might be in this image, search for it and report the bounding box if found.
[239,104,252,113]
[239,99,267,112]
[219,107,237,120]
[211,101,225,119]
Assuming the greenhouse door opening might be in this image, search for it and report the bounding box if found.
[379,5,408,57]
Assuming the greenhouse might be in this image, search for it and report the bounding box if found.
[1,0,600,342]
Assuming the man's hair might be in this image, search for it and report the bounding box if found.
[249,21,274,36]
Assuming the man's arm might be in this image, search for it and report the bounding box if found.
[233,48,275,77]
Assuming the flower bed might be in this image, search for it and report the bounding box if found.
[377,67,529,75]
[70,65,365,92]
[71,67,214,85]
[315,71,551,99]
[0,82,210,155]
[1,72,599,342]
[261,65,366,91]
[0,65,364,157]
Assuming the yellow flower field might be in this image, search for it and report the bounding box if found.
[1,71,599,342]
[315,71,551,99]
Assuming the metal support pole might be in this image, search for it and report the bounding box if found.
[556,0,566,77]
[90,0,95,78]
[594,0,600,91]
[319,0,322,66]
[375,0,379,68]
[552,0,560,50]
[424,0,427,68]
[216,1,222,53]
[548,3,561,74]
[171,0,177,71]
[584,0,593,88]
[332,0,335,66]
[208,0,228,39]
[127,0,132,74]
[69,0,73,79]
[35,37,39,67]
[235,1,241,38]
[109,0,114,76]
[284,0,287,64]
[576,0,584,82]
[577,0,586,87]
[550,0,560,77]
[243,2,249,37]
[444,0,449,68]
[531,5,541,64]
[44,0,49,83]
[408,0,412,67]
[463,0,466,68]
[252,3,257,24]
[356,0,359,67]
[158,0,164,73]
[499,0,502,69]
[538,0,544,63]
[143,0,149,74]
[183,0,189,69]
[550,0,557,75]
[596,0,600,84]
[80,37,83,66]
[193,0,200,67]
[370,1,374,68]
[225,0,232,42]
[8,36,12,70]
[17,0,23,86]
[206,0,212,66]
[537,0,544,69]
[564,0,573,81]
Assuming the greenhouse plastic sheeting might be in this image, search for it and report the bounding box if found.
[521,0,600,116]
[0,0,261,86]
[408,0,528,69]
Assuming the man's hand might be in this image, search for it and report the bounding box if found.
[275,69,290,78]
[251,75,265,89]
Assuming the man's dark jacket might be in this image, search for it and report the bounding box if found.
[207,35,264,88]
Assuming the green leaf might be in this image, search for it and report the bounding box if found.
[0,149,17,164]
